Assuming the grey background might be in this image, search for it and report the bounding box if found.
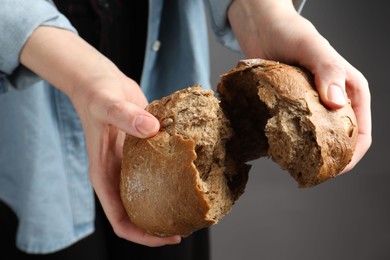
[207,0,390,259]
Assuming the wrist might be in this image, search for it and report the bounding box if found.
[227,0,298,58]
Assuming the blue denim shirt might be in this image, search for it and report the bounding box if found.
[0,0,304,254]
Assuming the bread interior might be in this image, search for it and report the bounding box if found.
[218,70,270,162]
[258,85,323,187]
[170,87,248,221]
[218,69,323,187]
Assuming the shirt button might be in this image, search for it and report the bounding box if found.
[152,40,161,52]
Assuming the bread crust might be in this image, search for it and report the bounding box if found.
[218,59,358,187]
[121,131,213,236]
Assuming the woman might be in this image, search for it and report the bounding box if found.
[0,0,371,258]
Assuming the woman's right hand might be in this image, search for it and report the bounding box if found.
[20,26,182,247]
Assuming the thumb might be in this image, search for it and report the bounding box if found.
[133,114,160,137]
[311,60,348,110]
[106,101,160,138]
[293,27,348,110]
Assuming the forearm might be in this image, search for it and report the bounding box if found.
[228,0,296,25]
[20,26,121,98]
[227,0,313,59]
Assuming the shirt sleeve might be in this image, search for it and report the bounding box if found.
[0,0,77,93]
[204,0,307,53]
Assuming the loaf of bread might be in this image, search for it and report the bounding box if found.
[120,85,250,237]
[120,58,358,237]
[217,59,358,188]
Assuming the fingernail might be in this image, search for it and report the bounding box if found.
[171,235,182,244]
[327,84,346,106]
[135,115,158,136]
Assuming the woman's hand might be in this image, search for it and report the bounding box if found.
[228,0,372,173]
[20,26,181,246]
[70,69,182,247]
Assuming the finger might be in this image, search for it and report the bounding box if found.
[115,217,182,247]
[341,133,372,174]
[296,35,372,173]
[93,176,181,247]
[105,100,160,138]
[298,35,348,109]
[313,61,347,109]
[340,63,372,173]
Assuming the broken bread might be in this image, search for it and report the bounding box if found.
[120,58,359,237]
[217,59,358,188]
[120,85,249,237]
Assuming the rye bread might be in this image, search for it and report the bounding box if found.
[217,59,358,187]
[120,58,358,237]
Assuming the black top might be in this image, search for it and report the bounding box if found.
[53,0,148,83]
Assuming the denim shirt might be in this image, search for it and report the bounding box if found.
[0,0,305,254]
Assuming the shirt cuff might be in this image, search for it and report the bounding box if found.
[205,0,240,52]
